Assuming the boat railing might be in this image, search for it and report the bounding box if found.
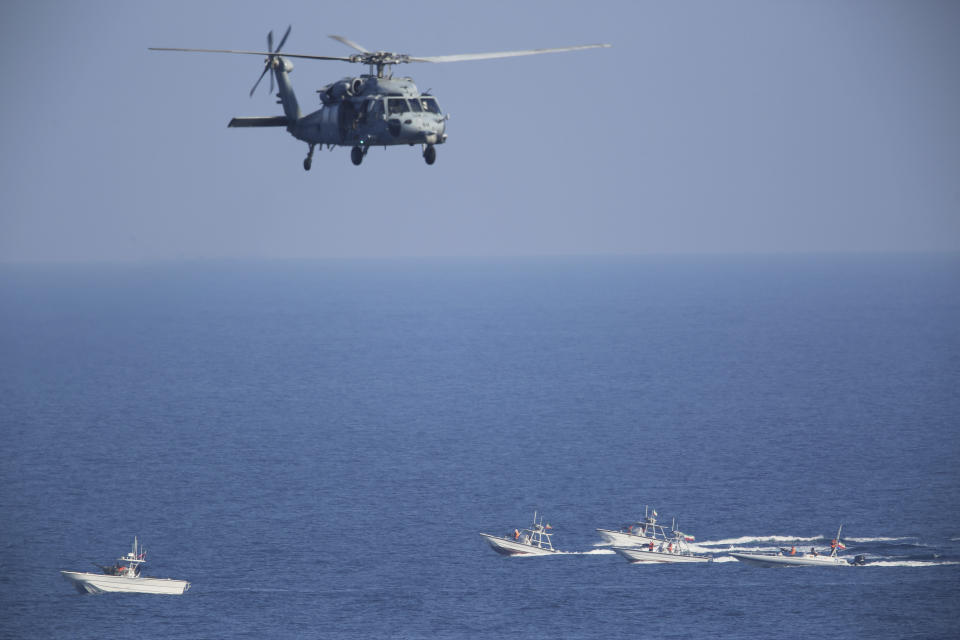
[521,527,554,550]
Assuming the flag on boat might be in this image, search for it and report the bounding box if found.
[684,535,695,542]
[545,524,552,529]
[837,541,846,550]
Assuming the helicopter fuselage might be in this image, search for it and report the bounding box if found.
[297,75,447,148]
[230,59,447,166]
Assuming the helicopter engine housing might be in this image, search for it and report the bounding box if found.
[327,78,361,101]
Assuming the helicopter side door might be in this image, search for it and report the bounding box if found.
[355,98,385,144]
[338,99,365,143]
[318,104,340,143]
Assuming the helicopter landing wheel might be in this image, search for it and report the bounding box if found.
[351,146,364,166]
[423,144,436,165]
[304,144,314,171]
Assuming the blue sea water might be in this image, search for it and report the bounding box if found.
[1,254,958,639]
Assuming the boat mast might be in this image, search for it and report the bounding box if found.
[831,524,844,557]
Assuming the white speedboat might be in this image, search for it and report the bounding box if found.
[481,512,563,556]
[596,506,681,548]
[612,530,712,564]
[602,507,711,564]
[731,525,856,567]
[61,537,190,594]
[612,544,713,564]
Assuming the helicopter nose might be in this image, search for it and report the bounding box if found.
[427,118,446,143]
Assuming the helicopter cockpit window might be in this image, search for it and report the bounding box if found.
[420,97,441,114]
[387,98,409,115]
[408,98,422,113]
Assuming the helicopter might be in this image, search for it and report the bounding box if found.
[150,27,609,168]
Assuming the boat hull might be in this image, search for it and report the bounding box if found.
[730,552,849,567]
[612,546,712,564]
[595,528,661,547]
[61,571,190,594]
[480,533,560,556]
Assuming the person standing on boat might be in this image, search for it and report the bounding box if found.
[790,546,796,555]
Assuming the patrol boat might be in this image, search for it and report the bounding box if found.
[480,512,563,556]
[611,527,713,564]
[731,525,855,567]
[596,506,674,547]
[61,537,190,594]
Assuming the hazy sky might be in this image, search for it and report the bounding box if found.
[1,0,958,261]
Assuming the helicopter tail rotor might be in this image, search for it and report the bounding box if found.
[250,25,292,97]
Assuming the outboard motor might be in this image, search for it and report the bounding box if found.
[849,554,867,566]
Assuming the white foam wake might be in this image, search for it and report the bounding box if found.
[697,535,821,547]
[864,560,959,568]
[845,537,915,543]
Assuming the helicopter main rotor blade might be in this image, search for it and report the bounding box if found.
[408,43,610,63]
[328,35,369,53]
[267,30,274,54]
[148,47,353,62]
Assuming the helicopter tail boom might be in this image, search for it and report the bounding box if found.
[272,57,302,123]
[228,116,290,128]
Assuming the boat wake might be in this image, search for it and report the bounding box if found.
[860,560,959,568]
[696,535,821,548]
[845,536,917,543]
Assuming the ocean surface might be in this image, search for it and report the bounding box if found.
[1,254,958,639]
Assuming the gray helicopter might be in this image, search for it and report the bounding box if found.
[150,27,609,168]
